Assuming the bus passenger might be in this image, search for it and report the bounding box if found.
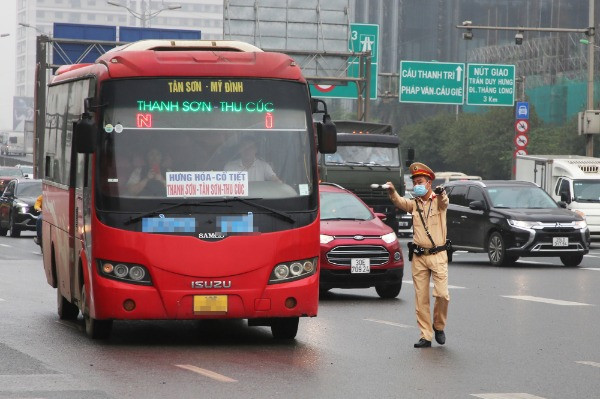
[126,148,167,196]
[224,137,281,182]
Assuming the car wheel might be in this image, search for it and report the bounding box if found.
[9,213,21,238]
[80,282,112,339]
[375,282,402,299]
[0,222,7,236]
[487,232,517,266]
[560,254,584,267]
[271,317,299,339]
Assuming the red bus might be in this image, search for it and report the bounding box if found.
[39,40,336,339]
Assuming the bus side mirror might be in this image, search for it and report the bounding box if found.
[405,148,415,167]
[74,114,97,154]
[317,114,337,154]
[560,191,571,203]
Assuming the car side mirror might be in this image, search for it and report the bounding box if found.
[375,212,387,220]
[405,148,415,167]
[468,200,485,211]
[557,201,568,208]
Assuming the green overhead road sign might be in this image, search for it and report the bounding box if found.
[467,64,515,106]
[399,61,465,105]
[309,23,378,99]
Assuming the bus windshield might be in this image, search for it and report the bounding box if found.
[97,78,315,211]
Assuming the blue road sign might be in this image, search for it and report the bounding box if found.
[516,101,529,120]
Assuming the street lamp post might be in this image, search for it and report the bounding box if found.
[456,0,596,156]
[107,0,182,28]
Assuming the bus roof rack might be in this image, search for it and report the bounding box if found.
[107,40,263,54]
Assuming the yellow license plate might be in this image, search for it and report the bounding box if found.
[193,295,228,314]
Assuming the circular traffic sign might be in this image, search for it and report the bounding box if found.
[513,148,528,158]
[314,84,336,93]
[514,133,529,148]
[515,119,529,134]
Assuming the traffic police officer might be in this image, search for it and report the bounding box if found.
[386,162,450,348]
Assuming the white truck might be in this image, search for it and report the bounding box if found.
[515,154,600,239]
[2,131,26,156]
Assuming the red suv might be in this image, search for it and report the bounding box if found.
[319,183,404,298]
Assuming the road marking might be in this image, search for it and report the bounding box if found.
[502,295,593,306]
[403,280,466,289]
[364,318,414,328]
[581,268,600,271]
[584,254,600,258]
[0,374,90,391]
[471,394,547,399]
[175,364,237,382]
[0,243,11,247]
[576,361,600,368]
[0,298,5,302]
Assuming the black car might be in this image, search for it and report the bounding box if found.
[445,180,590,267]
[0,179,42,237]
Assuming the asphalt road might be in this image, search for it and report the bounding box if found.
[1,233,599,399]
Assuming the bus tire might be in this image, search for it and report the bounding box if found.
[57,288,79,320]
[0,224,7,236]
[271,317,299,339]
[9,213,21,237]
[80,282,112,339]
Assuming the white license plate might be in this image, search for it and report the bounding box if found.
[553,237,569,247]
[399,221,410,227]
[351,258,370,273]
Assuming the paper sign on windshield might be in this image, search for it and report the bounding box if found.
[166,171,248,197]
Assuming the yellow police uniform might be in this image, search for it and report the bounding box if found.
[388,162,450,344]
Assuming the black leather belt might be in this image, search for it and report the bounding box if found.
[414,245,447,256]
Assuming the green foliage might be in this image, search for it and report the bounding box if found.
[396,104,593,180]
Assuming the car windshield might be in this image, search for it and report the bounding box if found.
[16,181,42,197]
[573,179,600,203]
[486,186,558,208]
[320,191,373,220]
[324,145,399,167]
[0,168,23,177]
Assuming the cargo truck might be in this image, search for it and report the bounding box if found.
[317,120,414,232]
[515,154,600,239]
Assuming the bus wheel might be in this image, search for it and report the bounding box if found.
[57,288,79,320]
[80,283,112,339]
[271,317,299,339]
[9,214,21,237]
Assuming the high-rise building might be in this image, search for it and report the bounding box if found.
[16,0,224,98]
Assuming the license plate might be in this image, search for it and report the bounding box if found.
[193,295,228,314]
[351,258,370,273]
[399,221,409,227]
[552,237,569,247]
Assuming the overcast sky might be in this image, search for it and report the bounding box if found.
[0,0,17,132]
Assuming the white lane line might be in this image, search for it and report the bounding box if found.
[576,361,600,368]
[402,280,466,289]
[175,364,237,383]
[364,318,414,328]
[0,243,11,247]
[584,255,600,258]
[471,394,547,399]
[502,295,593,306]
[0,374,90,391]
[581,268,600,271]
[0,298,5,302]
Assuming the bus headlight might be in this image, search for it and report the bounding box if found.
[98,260,152,285]
[269,257,317,284]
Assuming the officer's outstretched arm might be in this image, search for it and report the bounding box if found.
[385,181,413,212]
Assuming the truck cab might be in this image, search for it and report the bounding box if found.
[317,120,413,232]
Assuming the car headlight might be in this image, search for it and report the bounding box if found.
[575,220,588,229]
[381,232,398,244]
[268,257,317,284]
[320,234,334,244]
[16,201,29,213]
[507,219,539,229]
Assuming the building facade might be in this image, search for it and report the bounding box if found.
[16,0,223,98]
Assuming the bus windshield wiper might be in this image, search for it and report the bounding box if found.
[125,201,229,225]
[221,197,295,224]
